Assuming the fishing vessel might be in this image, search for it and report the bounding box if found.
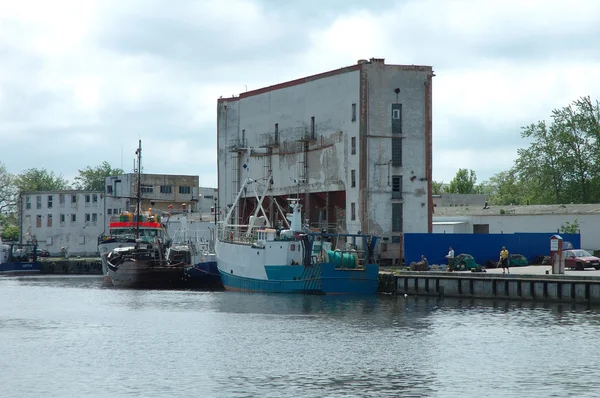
[102,140,188,288]
[0,240,41,274]
[215,177,380,294]
[179,225,221,289]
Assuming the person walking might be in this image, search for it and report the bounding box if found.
[500,246,510,274]
[445,246,455,271]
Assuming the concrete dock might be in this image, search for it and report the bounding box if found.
[379,265,600,304]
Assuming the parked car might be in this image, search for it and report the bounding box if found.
[35,248,51,257]
[564,249,600,270]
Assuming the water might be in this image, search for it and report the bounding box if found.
[2,276,600,398]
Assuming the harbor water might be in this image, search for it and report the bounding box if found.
[1,275,600,398]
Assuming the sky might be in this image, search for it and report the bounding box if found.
[1,0,600,188]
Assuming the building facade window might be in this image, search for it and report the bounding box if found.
[392,103,402,134]
[71,195,77,204]
[92,213,97,223]
[92,194,98,203]
[392,203,403,232]
[274,123,279,144]
[392,137,402,167]
[60,214,65,225]
[36,196,42,209]
[310,116,315,138]
[71,214,77,223]
[160,185,172,194]
[179,186,191,194]
[36,215,42,228]
[85,213,91,222]
[26,196,31,209]
[351,137,356,155]
[59,194,65,206]
[351,202,356,221]
[47,214,52,227]
[48,195,53,209]
[351,103,356,122]
[106,185,113,194]
[392,176,402,199]
[107,209,113,215]
[351,170,356,188]
[85,194,90,203]
[141,185,154,194]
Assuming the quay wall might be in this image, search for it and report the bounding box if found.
[379,272,600,304]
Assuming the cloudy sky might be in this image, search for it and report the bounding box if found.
[1,0,599,188]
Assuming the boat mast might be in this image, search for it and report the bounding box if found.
[135,139,142,240]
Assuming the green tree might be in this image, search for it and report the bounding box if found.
[560,219,580,234]
[74,161,124,191]
[14,168,71,192]
[1,225,19,241]
[431,181,444,195]
[513,97,600,204]
[0,162,17,213]
[446,169,477,194]
[487,170,525,205]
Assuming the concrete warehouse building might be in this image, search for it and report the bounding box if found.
[217,58,434,264]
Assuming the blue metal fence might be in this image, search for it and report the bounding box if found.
[404,233,581,266]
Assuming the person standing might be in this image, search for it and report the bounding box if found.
[500,246,510,274]
[445,246,455,271]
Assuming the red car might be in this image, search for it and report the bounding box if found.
[564,249,600,270]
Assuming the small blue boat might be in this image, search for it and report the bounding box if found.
[183,253,222,289]
[0,241,41,274]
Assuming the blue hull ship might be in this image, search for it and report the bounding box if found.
[1,241,41,275]
[183,255,223,289]
[216,178,381,295]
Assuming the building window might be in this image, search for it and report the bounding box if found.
[106,185,113,194]
[392,137,402,167]
[48,195,53,209]
[85,194,90,203]
[310,116,315,138]
[351,202,356,221]
[92,213,97,223]
[141,185,154,194]
[36,196,42,209]
[107,209,112,215]
[179,186,191,194]
[85,213,91,222]
[392,203,403,232]
[392,104,402,135]
[36,215,42,228]
[59,194,65,206]
[274,123,279,144]
[392,176,402,199]
[71,195,77,204]
[160,185,172,194]
[351,103,356,122]
[351,137,356,155]
[92,194,98,203]
[26,196,31,209]
[47,214,52,228]
[71,214,77,223]
[113,208,119,215]
[351,170,356,188]
[60,214,65,226]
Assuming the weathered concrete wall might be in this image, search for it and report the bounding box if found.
[217,60,433,244]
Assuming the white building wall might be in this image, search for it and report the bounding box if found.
[20,191,104,256]
[433,214,598,251]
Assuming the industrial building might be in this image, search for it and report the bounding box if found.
[217,58,434,264]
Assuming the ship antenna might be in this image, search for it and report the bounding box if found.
[135,139,142,240]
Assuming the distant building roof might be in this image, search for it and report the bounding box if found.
[434,203,600,217]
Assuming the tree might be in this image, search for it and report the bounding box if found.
[74,161,124,191]
[431,181,444,195]
[14,168,71,192]
[446,169,478,194]
[0,162,17,213]
[512,97,600,204]
[487,170,525,205]
[560,219,580,234]
[1,225,19,241]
